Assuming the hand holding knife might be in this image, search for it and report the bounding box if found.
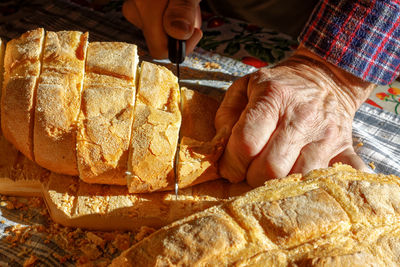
[168,36,186,199]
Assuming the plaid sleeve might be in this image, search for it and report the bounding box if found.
[299,0,400,85]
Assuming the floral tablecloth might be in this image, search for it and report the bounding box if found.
[0,0,399,266]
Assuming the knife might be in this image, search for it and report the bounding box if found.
[168,36,186,199]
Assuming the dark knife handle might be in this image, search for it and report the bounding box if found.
[168,36,186,64]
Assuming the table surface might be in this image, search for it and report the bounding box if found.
[0,0,399,266]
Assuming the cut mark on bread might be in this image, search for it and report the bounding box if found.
[30,29,46,163]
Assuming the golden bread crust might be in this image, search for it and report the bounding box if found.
[1,28,45,160]
[112,164,400,266]
[34,31,88,175]
[76,42,138,185]
[127,61,181,193]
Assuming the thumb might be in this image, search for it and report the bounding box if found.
[163,0,201,40]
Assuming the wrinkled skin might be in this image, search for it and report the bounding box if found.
[123,0,202,58]
[123,1,376,187]
[215,47,375,187]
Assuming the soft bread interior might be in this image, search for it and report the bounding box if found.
[1,28,45,161]
[127,61,181,193]
[76,42,138,185]
[34,31,88,176]
[178,88,227,188]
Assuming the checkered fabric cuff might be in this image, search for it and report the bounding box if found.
[299,0,400,85]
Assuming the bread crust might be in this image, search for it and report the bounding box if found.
[127,61,181,193]
[34,31,88,175]
[1,28,45,161]
[112,164,400,266]
[76,42,138,185]
[42,172,250,231]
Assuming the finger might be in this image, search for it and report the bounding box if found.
[133,0,169,59]
[163,0,201,40]
[219,73,280,183]
[122,0,143,29]
[246,118,309,187]
[290,142,332,176]
[215,76,249,133]
[185,5,203,54]
[185,28,203,55]
[330,147,371,172]
[290,125,341,175]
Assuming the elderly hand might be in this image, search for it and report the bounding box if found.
[123,0,202,58]
[216,46,375,187]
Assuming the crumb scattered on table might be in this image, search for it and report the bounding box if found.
[0,195,138,265]
[204,62,221,69]
[369,162,376,170]
[23,254,38,267]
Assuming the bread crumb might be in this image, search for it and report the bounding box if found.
[369,162,376,170]
[87,232,105,248]
[23,254,38,267]
[0,193,141,265]
[357,142,364,147]
[0,200,14,209]
[204,62,221,69]
[52,252,70,264]
[112,233,131,251]
[80,243,102,260]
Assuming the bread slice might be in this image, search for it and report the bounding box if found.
[42,172,250,231]
[177,88,228,188]
[111,164,400,266]
[33,30,88,176]
[1,28,45,161]
[127,61,181,193]
[76,42,138,185]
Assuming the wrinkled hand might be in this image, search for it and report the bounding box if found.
[216,46,375,187]
[123,0,202,58]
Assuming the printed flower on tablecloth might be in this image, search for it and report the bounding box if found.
[241,56,268,68]
[375,86,400,114]
[199,15,297,65]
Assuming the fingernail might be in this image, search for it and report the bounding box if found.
[170,20,191,34]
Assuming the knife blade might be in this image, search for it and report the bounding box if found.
[168,36,186,199]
